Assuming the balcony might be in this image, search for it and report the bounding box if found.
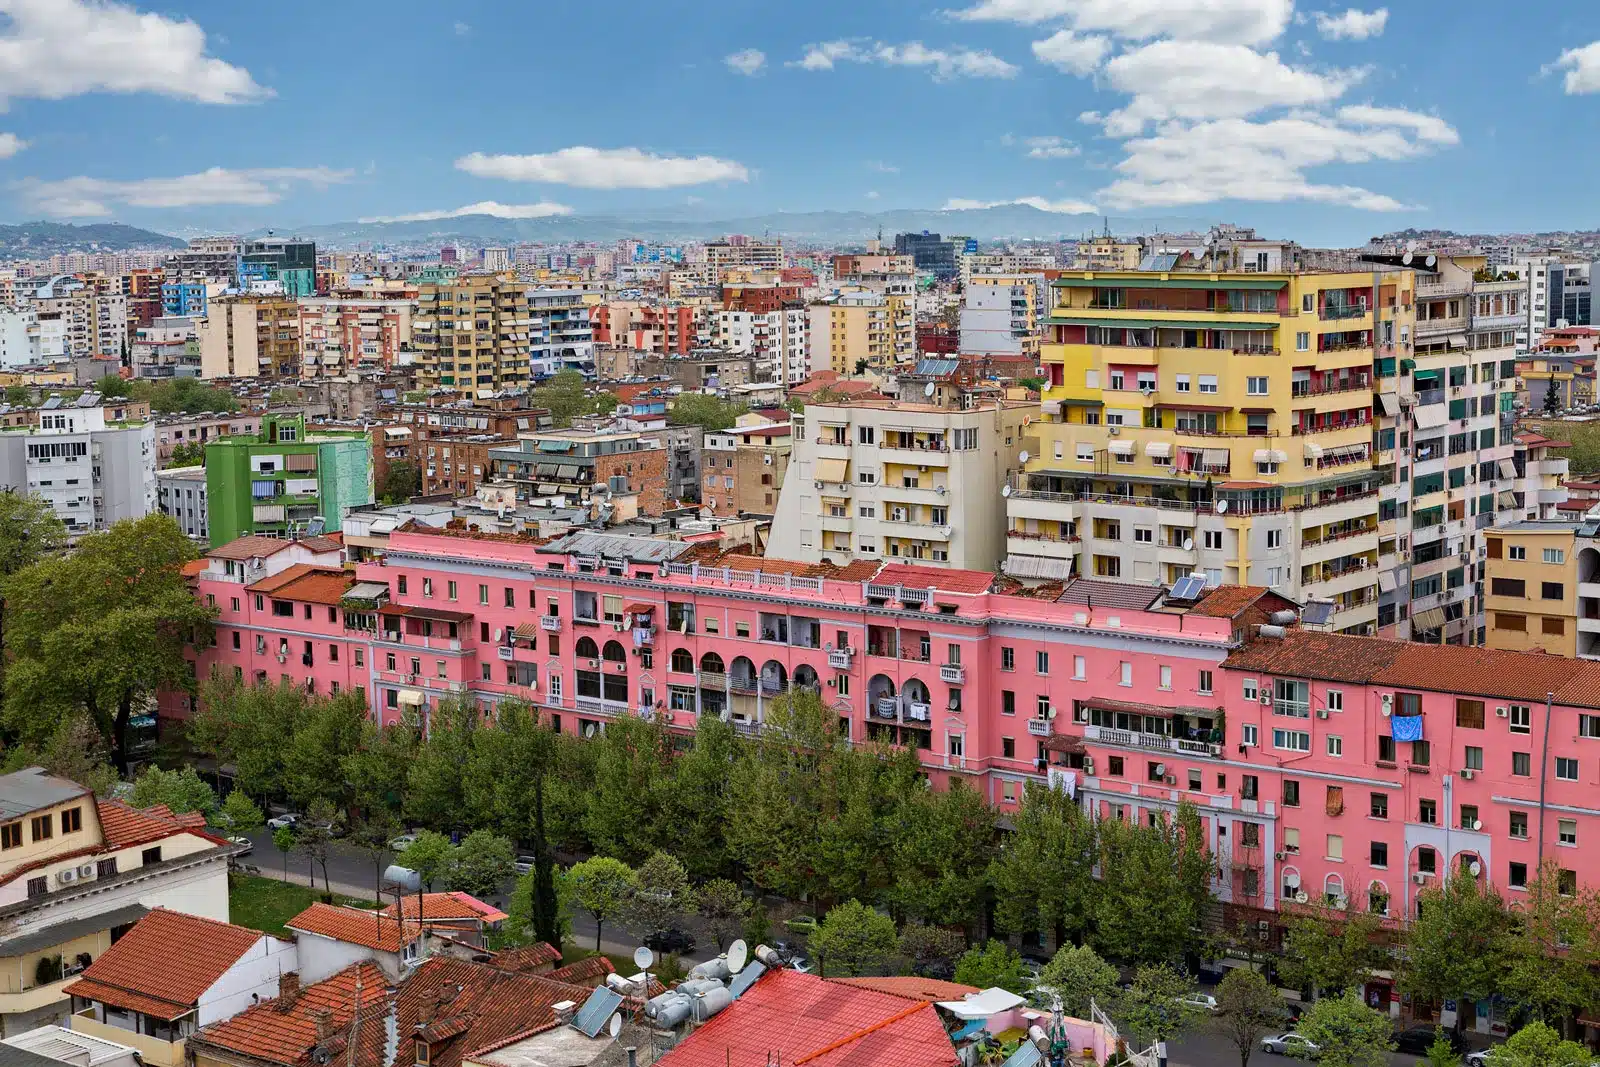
[540,615,562,632]
[574,696,631,716]
[828,648,854,670]
[875,697,900,718]
[1026,718,1052,736]
[939,663,966,684]
[698,670,727,691]
[1083,723,1222,757]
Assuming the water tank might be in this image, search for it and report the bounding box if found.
[753,945,784,967]
[687,958,731,982]
[1029,1025,1050,1050]
[691,987,734,1022]
[676,979,723,997]
[1258,624,1288,640]
[382,865,421,892]
[1270,610,1297,626]
[644,992,692,1028]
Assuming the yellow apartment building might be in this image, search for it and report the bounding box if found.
[411,274,532,394]
[807,290,915,373]
[1003,263,1414,634]
[197,295,301,379]
[1483,522,1581,656]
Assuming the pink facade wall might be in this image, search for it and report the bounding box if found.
[182,528,1600,923]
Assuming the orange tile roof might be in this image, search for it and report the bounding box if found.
[287,902,420,952]
[96,798,222,851]
[188,961,392,1067]
[64,909,271,1019]
[1188,585,1288,619]
[381,891,508,924]
[543,955,613,985]
[207,535,298,561]
[490,942,561,973]
[829,976,982,1001]
[873,563,994,596]
[248,563,354,605]
[181,559,206,578]
[660,968,956,1067]
[391,957,595,1067]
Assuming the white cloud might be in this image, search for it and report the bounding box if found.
[1022,135,1080,158]
[455,146,749,189]
[865,190,880,200]
[20,166,350,217]
[1337,105,1458,145]
[943,195,1097,213]
[1314,8,1388,40]
[0,0,267,105]
[792,39,1018,79]
[358,201,574,224]
[867,160,900,173]
[1031,30,1110,74]
[724,48,766,76]
[1550,42,1600,95]
[1099,41,1360,135]
[453,21,470,36]
[952,0,1293,46]
[0,133,25,159]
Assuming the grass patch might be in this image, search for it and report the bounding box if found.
[228,873,370,936]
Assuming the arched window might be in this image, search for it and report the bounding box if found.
[670,648,694,674]
[1323,873,1346,907]
[1280,866,1301,903]
[1367,880,1389,915]
[602,640,626,663]
[699,652,725,674]
[575,636,599,659]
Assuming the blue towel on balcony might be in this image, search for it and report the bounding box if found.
[1390,714,1424,742]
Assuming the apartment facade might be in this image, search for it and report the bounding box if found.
[703,240,783,277]
[708,305,808,384]
[769,395,1032,570]
[297,297,413,374]
[0,397,156,537]
[412,275,532,393]
[197,296,302,379]
[487,421,673,514]
[1007,263,1412,634]
[157,465,209,541]
[203,415,374,545]
[526,289,595,379]
[131,317,200,380]
[807,290,914,374]
[701,418,793,516]
[959,273,1043,357]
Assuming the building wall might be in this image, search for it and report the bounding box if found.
[1483,527,1580,656]
[195,938,298,1026]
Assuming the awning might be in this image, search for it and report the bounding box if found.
[1202,448,1230,467]
[1304,442,1325,460]
[814,457,850,483]
[1052,277,1285,290]
[555,464,581,480]
[512,622,540,639]
[1412,607,1448,632]
[1378,393,1400,416]
[344,581,389,602]
[937,988,1026,1021]
[398,689,425,706]
[536,463,559,478]
[537,440,572,453]
[626,603,655,615]
[1253,449,1286,463]
[1498,490,1518,507]
[1414,406,1448,429]
[1145,441,1172,458]
[1041,734,1085,754]
[1498,459,1517,479]
[1003,554,1075,581]
[537,483,560,494]
[1378,571,1397,593]
[1108,440,1134,456]
[1045,315,1278,330]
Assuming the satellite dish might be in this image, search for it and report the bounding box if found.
[1182,537,1195,552]
[1215,499,1229,513]
[1425,255,1437,268]
[633,946,655,971]
[607,1014,622,1039]
[727,939,749,974]
[1401,251,1413,266]
[1469,861,1482,877]
[924,381,936,397]
[1295,890,1309,905]
[1018,450,1030,464]
[1001,484,1012,497]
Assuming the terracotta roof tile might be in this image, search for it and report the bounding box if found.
[63,909,270,1019]
[874,563,994,595]
[829,976,981,1001]
[247,564,353,605]
[96,798,224,850]
[659,968,956,1067]
[188,961,392,1067]
[381,892,508,924]
[287,902,420,952]
[207,535,297,561]
[1057,578,1163,612]
[1187,585,1286,619]
[542,956,613,985]
[1222,630,1405,684]
[390,957,595,1067]
[490,942,561,973]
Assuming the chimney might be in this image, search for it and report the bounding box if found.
[626,1049,637,1067]
[274,972,302,1012]
[312,1008,333,1042]
[552,1000,577,1027]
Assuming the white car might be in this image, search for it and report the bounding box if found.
[1261,1033,1321,1057]
[266,813,299,830]
[389,833,418,851]
[1465,1054,1488,1067]
[1177,993,1219,1012]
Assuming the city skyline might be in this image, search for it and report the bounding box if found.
[0,0,1599,245]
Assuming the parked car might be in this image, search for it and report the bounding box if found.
[389,833,418,851]
[266,813,299,830]
[1261,1033,1320,1057]
[514,854,536,875]
[1394,1028,1464,1055]
[1177,993,1219,1013]
[226,835,253,856]
[1465,1051,1490,1067]
[644,929,696,955]
[783,915,819,936]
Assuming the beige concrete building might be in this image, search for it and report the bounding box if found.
[807,290,914,374]
[702,416,793,516]
[197,295,301,379]
[412,274,532,394]
[770,392,1032,570]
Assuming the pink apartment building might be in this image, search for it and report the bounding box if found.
[181,525,1600,989]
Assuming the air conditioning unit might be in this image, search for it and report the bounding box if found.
[1082,757,1095,775]
[1107,425,1120,435]
[1380,692,1394,717]
[1496,706,1508,718]
[1164,774,1177,786]
[78,864,93,878]
[57,869,75,884]
[1260,692,1273,706]
[1459,768,1474,780]
[1317,708,1329,720]
[1413,872,1430,885]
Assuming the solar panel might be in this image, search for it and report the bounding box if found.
[728,961,767,1000]
[572,986,624,1038]
[1170,575,1206,601]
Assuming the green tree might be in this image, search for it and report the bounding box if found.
[272,825,297,881]
[189,676,313,799]
[567,856,636,952]
[283,691,367,811]
[658,715,738,879]
[1279,905,1387,1000]
[583,714,676,862]
[130,753,220,815]
[1295,991,1396,1067]
[1215,968,1284,1067]
[1091,803,1212,965]
[885,778,995,931]
[344,716,419,824]
[898,923,967,978]
[697,879,749,951]
[625,851,696,935]
[990,783,1098,945]
[347,809,401,905]
[953,939,1031,994]
[1036,943,1118,1017]
[742,899,772,949]
[1498,864,1600,1028]
[1117,964,1200,1047]
[3,385,29,404]
[507,865,571,948]
[448,829,515,899]
[1425,1035,1463,1067]
[379,462,421,504]
[296,800,339,898]
[1485,1020,1591,1067]
[810,900,898,978]
[0,712,117,795]
[399,830,457,890]
[529,370,617,427]
[0,492,67,690]
[668,393,748,432]
[168,441,207,467]
[1544,374,1562,416]
[2,515,212,771]
[217,790,264,834]
[1401,876,1513,1036]
[96,377,130,399]
[404,697,478,830]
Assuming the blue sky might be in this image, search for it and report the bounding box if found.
[3,0,1600,244]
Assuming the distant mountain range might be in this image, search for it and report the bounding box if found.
[291,204,1207,248]
[0,221,186,256]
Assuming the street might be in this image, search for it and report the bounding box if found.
[1168,1028,1427,1067]
[241,828,717,964]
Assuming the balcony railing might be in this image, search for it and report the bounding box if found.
[939,663,966,684]
[828,649,854,669]
[1084,724,1222,756]
[1026,718,1052,736]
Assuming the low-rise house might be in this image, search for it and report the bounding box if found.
[377,894,505,951]
[2,1023,141,1067]
[283,904,421,984]
[62,909,295,1067]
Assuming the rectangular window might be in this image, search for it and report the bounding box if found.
[1545,548,1566,564]
[1119,661,1132,686]
[1326,735,1343,757]
[1198,374,1218,394]
[1509,862,1528,889]
[1272,729,1310,752]
[1036,651,1049,674]
[1284,827,1300,853]
[1158,665,1172,690]
[1326,689,1343,712]
[1557,756,1579,781]
[1464,745,1483,770]
[1418,799,1437,825]
[1370,792,1388,818]
[1240,724,1258,746]
[1510,810,1529,838]
[1455,700,1484,729]
[1371,841,1388,867]
[1509,544,1527,561]
[1513,751,1531,776]
[1001,647,1014,671]
[0,822,20,849]
[1326,834,1343,861]
[1560,818,1577,846]
[1002,691,1015,716]
[1073,656,1086,680]
[1378,735,1395,763]
[1510,704,1531,733]
[29,814,51,842]
[1247,376,1268,395]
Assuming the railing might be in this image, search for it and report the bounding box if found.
[729,675,758,694]
[940,664,966,684]
[1320,305,1370,320]
[1292,379,1371,398]
[1084,724,1222,756]
[828,649,854,669]
[1026,718,1052,737]
[698,670,727,690]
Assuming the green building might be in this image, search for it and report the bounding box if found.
[205,414,373,546]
